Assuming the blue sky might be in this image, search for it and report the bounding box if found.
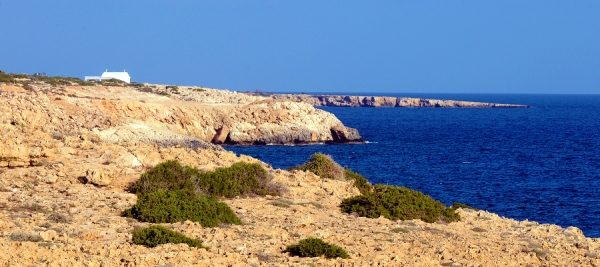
[0,1,598,94]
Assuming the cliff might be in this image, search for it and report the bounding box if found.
[0,82,598,266]
[0,84,362,146]
[274,94,531,108]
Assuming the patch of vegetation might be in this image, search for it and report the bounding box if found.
[46,212,70,223]
[122,189,241,227]
[0,73,14,83]
[343,168,372,194]
[284,238,350,259]
[270,199,294,208]
[471,227,487,233]
[130,160,279,198]
[38,241,55,248]
[340,184,460,223]
[98,78,126,87]
[391,227,410,233]
[269,199,323,209]
[166,85,179,93]
[451,202,479,211]
[289,153,373,193]
[132,225,208,249]
[192,88,205,92]
[289,153,343,180]
[9,232,43,242]
[11,203,47,213]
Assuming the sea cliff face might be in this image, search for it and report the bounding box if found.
[274,94,531,108]
[0,84,363,147]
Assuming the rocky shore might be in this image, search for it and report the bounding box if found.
[274,94,531,108]
[0,81,598,266]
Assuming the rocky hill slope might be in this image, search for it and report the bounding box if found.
[0,81,598,266]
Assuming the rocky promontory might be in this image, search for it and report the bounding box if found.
[0,83,362,146]
[274,94,531,108]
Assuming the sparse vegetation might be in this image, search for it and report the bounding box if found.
[284,238,350,259]
[289,153,343,180]
[343,168,372,194]
[9,232,44,242]
[471,227,487,233]
[391,227,410,233]
[289,153,373,193]
[125,160,282,227]
[132,225,208,249]
[340,184,460,223]
[122,189,241,227]
[130,160,280,198]
[47,212,70,223]
[269,199,323,209]
[11,203,47,213]
[451,202,479,211]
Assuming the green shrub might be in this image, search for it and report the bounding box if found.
[9,232,43,242]
[284,238,350,259]
[129,160,197,194]
[340,184,460,223]
[290,153,372,193]
[391,227,410,233]
[343,168,372,194]
[288,153,344,180]
[451,202,479,211]
[132,225,208,249]
[195,161,275,197]
[122,190,240,227]
[0,74,13,83]
[130,160,278,198]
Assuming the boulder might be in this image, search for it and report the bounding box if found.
[85,169,111,186]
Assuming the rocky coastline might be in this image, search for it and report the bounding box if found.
[1,80,598,266]
[274,94,531,108]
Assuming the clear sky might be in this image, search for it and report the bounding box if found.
[0,1,598,94]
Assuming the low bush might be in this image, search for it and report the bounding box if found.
[289,153,344,180]
[289,153,372,193]
[343,168,372,194]
[340,184,460,223]
[122,190,241,227]
[0,73,13,83]
[47,212,70,223]
[284,238,350,259]
[451,202,479,211]
[132,225,208,249]
[130,160,279,198]
[129,160,196,194]
[9,232,43,242]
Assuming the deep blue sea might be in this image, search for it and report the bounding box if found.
[226,94,600,237]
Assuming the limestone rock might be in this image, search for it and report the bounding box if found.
[85,168,111,186]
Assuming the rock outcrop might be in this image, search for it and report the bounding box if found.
[274,94,531,108]
[0,84,363,146]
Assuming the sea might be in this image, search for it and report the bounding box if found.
[225,93,600,238]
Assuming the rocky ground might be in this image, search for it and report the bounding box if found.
[0,82,598,266]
